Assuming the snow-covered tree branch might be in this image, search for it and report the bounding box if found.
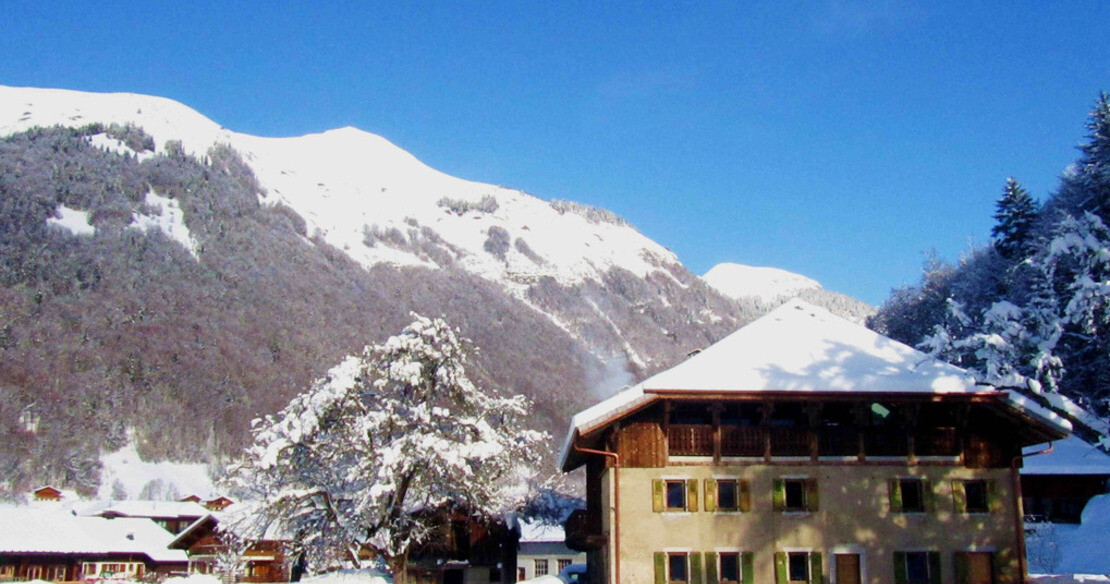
[225,315,547,583]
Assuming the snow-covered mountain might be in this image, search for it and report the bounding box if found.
[0,86,866,493]
[702,263,821,303]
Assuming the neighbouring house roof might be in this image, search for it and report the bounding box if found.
[0,506,188,563]
[518,519,566,544]
[98,500,210,520]
[1022,436,1110,476]
[560,299,1072,470]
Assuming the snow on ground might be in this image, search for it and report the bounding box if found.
[129,190,200,258]
[47,205,96,236]
[96,437,217,501]
[1028,495,1110,576]
[518,576,564,584]
[1030,576,1110,583]
[300,568,391,584]
[702,262,821,303]
[87,133,155,161]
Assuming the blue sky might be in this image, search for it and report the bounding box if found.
[2,1,1108,304]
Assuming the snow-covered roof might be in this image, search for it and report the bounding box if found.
[518,519,566,543]
[99,500,210,519]
[560,299,1070,469]
[0,505,188,563]
[1022,436,1110,476]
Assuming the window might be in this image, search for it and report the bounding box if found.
[789,553,810,582]
[895,551,939,584]
[517,567,526,582]
[964,480,989,513]
[668,553,688,583]
[557,559,573,573]
[534,559,548,577]
[890,478,929,513]
[774,478,818,512]
[654,479,697,512]
[706,478,750,512]
[719,552,740,584]
[667,480,687,510]
[776,551,820,584]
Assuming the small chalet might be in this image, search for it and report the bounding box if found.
[560,300,1070,584]
[516,520,585,581]
[33,486,63,502]
[1021,436,1110,523]
[406,511,520,584]
[98,500,210,534]
[0,506,187,581]
[169,513,290,582]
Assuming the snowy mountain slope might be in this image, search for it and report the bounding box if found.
[0,86,678,293]
[702,262,821,302]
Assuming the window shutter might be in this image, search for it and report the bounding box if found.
[688,479,699,512]
[705,479,718,513]
[893,552,907,584]
[987,479,1000,513]
[653,480,665,513]
[953,552,970,584]
[809,552,823,584]
[927,552,941,584]
[952,480,967,514]
[805,478,820,512]
[922,479,935,513]
[773,479,785,512]
[741,552,754,584]
[704,552,718,584]
[888,478,903,513]
[654,552,666,584]
[691,551,703,584]
[774,552,787,584]
[739,480,752,512]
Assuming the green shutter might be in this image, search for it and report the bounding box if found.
[688,479,699,512]
[954,552,970,584]
[775,552,787,584]
[809,552,823,584]
[987,479,1000,513]
[704,552,718,584]
[927,552,941,584]
[691,552,703,584]
[739,480,752,512]
[773,479,785,512]
[654,552,666,584]
[741,552,754,584]
[952,480,967,514]
[922,479,935,513]
[888,478,903,513]
[806,478,820,512]
[893,552,907,584]
[705,479,718,513]
[653,480,665,513]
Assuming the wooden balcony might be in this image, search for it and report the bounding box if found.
[818,426,858,457]
[564,509,605,552]
[915,428,960,456]
[769,427,809,457]
[864,429,908,457]
[721,426,763,457]
[669,424,713,456]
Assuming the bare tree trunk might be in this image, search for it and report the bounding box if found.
[386,553,409,584]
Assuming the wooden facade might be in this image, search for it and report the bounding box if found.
[407,513,520,584]
[170,516,291,583]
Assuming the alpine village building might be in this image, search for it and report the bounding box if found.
[560,300,1070,584]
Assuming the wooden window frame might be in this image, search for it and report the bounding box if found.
[534,559,549,577]
[668,552,689,584]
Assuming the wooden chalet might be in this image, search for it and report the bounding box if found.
[0,507,187,581]
[560,300,1070,584]
[98,500,210,535]
[169,514,290,583]
[33,486,63,502]
[1021,436,1110,523]
[406,511,520,584]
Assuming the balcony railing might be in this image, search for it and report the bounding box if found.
[818,426,858,457]
[721,426,763,457]
[864,429,908,457]
[669,424,713,456]
[915,428,960,456]
[769,427,810,457]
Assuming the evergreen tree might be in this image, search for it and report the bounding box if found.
[991,178,1038,260]
[1049,93,1110,222]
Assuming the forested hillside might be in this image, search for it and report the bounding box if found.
[870,94,1110,443]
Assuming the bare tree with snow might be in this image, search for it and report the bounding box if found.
[226,315,546,583]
